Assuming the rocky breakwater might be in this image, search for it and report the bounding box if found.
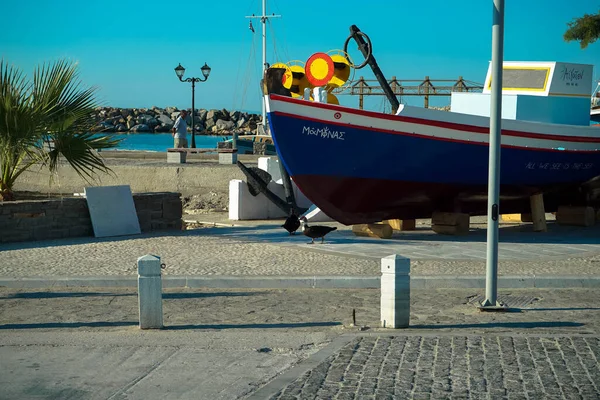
[90,106,262,135]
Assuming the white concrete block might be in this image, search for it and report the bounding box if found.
[85,185,141,238]
[258,157,282,184]
[137,255,163,329]
[380,254,410,329]
[167,151,186,163]
[218,152,237,164]
[228,180,287,220]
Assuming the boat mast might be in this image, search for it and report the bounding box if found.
[246,0,280,130]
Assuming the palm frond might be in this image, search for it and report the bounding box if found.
[1,58,121,199]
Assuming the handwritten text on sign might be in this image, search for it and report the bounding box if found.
[302,126,345,141]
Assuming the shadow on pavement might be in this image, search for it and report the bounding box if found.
[0,320,342,330]
[522,307,600,312]
[0,321,138,329]
[0,291,265,300]
[165,321,342,330]
[163,291,265,299]
[410,321,584,329]
[0,292,135,300]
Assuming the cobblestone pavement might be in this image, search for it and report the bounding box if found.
[269,335,600,400]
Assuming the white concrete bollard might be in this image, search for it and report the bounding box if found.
[137,254,163,329]
[380,254,410,328]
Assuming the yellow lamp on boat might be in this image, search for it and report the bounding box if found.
[288,62,312,97]
[327,53,351,88]
[270,62,293,89]
[327,92,339,105]
[305,52,335,87]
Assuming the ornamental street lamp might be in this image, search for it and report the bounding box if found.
[174,62,211,148]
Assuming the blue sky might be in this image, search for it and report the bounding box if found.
[1,0,598,113]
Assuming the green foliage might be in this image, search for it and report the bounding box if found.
[0,59,121,200]
[564,10,600,49]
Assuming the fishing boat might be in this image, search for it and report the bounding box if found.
[223,134,276,155]
[265,60,600,225]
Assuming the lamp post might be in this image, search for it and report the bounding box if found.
[174,62,211,148]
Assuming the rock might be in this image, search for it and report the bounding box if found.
[157,114,174,125]
[91,106,262,136]
[98,121,115,131]
[126,116,136,130]
[230,110,241,122]
[194,121,205,132]
[206,109,223,121]
[131,124,151,132]
[205,118,216,130]
[136,114,154,125]
[146,118,159,128]
[155,124,172,133]
[120,109,133,119]
[214,119,235,132]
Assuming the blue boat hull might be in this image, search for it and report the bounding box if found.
[267,95,600,224]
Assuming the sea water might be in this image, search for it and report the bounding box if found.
[102,133,230,152]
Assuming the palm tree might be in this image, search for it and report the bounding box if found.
[0,59,121,201]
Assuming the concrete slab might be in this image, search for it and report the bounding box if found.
[0,332,325,400]
[84,185,141,238]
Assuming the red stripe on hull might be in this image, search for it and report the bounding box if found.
[270,94,600,144]
[292,175,590,225]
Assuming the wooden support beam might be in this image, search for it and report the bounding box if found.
[521,213,533,223]
[383,219,416,231]
[431,212,469,235]
[352,223,393,239]
[530,193,547,232]
[556,206,596,227]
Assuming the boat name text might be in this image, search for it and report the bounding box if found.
[525,162,593,170]
[302,126,345,141]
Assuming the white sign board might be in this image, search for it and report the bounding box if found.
[85,185,141,238]
[482,61,594,98]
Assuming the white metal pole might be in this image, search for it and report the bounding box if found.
[262,0,267,127]
[245,1,279,132]
[481,0,505,309]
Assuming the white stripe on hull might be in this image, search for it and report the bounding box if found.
[268,96,600,152]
